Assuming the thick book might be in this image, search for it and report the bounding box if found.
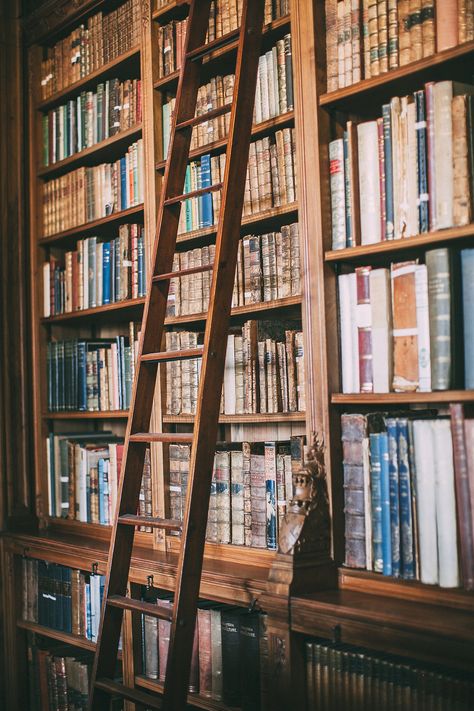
[369,268,392,393]
[397,418,415,579]
[341,413,368,569]
[240,612,261,711]
[369,433,383,573]
[450,404,474,590]
[386,418,400,577]
[357,121,381,244]
[221,607,243,707]
[461,249,474,389]
[391,261,419,392]
[426,248,454,391]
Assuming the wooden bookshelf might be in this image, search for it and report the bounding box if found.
[136,675,239,711]
[162,411,306,424]
[39,204,145,245]
[41,297,147,323]
[17,619,97,653]
[43,410,130,420]
[331,391,474,405]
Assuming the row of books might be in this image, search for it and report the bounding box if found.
[42,78,142,167]
[42,140,144,237]
[40,0,141,99]
[161,34,293,156]
[43,225,147,317]
[325,0,474,93]
[47,324,140,412]
[167,223,301,318]
[170,436,304,550]
[156,0,289,78]
[46,433,152,531]
[141,591,266,708]
[329,81,474,250]
[306,638,474,710]
[338,250,474,394]
[164,323,305,416]
[26,636,91,711]
[21,559,105,643]
[342,403,474,590]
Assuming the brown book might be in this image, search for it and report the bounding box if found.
[326,0,339,91]
[421,0,435,56]
[409,0,423,62]
[398,0,411,65]
[450,404,474,590]
[390,261,419,391]
[435,0,458,51]
[452,94,472,226]
[197,607,213,697]
[465,418,474,537]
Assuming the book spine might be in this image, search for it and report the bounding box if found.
[355,266,373,393]
[462,249,474,388]
[379,431,392,576]
[369,433,383,573]
[390,261,419,392]
[450,404,474,590]
[386,418,400,577]
[426,248,452,390]
[342,413,367,568]
[396,418,415,579]
[382,105,394,240]
[329,138,347,250]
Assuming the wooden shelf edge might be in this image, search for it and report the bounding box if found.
[155,112,295,170]
[17,619,96,652]
[153,15,292,91]
[39,204,144,245]
[325,224,474,262]
[43,410,129,420]
[37,47,141,112]
[135,675,235,711]
[152,0,189,21]
[166,294,302,326]
[320,40,474,107]
[176,202,298,244]
[42,297,146,324]
[331,390,474,405]
[38,125,142,179]
[163,411,306,424]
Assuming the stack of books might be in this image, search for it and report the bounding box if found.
[166,223,301,318]
[337,249,474,394]
[329,81,474,250]
[142,592,267,707]
[342,403,474,589]
[306,638,474,709]
[325,0,474,93]
[47,322,140,412]
[42,78,142,167]
[43,225,146,317]
[40,0,142,99]
[164,322,305,416]
[161,34,293,157]
[42,139,144,236]
[169,436,304,550]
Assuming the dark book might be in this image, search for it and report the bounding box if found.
[221,607,243,706]
[240,611,261,711]
[450,404,474,591]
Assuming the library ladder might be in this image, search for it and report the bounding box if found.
[89,1,265,709]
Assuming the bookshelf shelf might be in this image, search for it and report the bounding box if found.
[43,410,129,420]
[324,224,474,263]
[41,297,146,324]
[319,40,474,110]
[37,46,141,113]
[37,124,143,179]
[153,15,291,92]
[155,112,295,171]
[175,202,298,246]
[17,619,96,653]
[162,411,306,424]
[39,204,144,245]
[165,294,302,327]
[331,391,474,405]
[152,1,190,22]
[135,675,236,711]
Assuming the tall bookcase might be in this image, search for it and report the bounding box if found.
[1,0,474,709]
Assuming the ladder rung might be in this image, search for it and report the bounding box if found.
[186,27,240,61]
[94,679,163,709]
[152,263,214,282]
[164,182,223,206]
[141,347,203,363]
[118,514,182,531]
[176,103,232,131]
[130,432,194,444]
[107,596,174,621]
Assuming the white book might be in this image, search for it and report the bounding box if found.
[109,443,118,521]
[46,437,52,515]
[369,268,392,393]
[363,437,372,571]
[254,62,262,124]
[90,573,101,642]
[338,273,354,393]
[272,46,279,117]
[390,97,401,239]
[415,264,431,391]
[224,335,236,414]
[357,121,381,244]
[77,445,88,523]
[259,54,270,122]
[83,238,89,309]
[433,81,454,229]
[43,262,51,317]
[329,138,346,250]
[266,50,276,118]
[406,99,418,237]
[413,420,438,584]
[348,272,360,392]
[433,420,460,588]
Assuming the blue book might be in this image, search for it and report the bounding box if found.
[85,580,92,639]
[369,433,383,573]
[343,130,353,247]
[414,90,429,233]
[120,157,127,210]
[397,418,415,579]
[88,236,97,309]
[102,242,111,304]
[77,340,87,411]
[462,249,474,389]
[386,418,400,578]
[379,432,392,576]
[200,154,213,228]
[382,104,394,240]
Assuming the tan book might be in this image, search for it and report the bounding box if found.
[377,0,389,73]
[409,0,423,62]
[421,0,435,56]
[344,0,353,85]
[326,0,339,91]
[368,0,379,75]
[398,0,411,65]
[269,141,281,207]
[362,0,371,77]
[452,94,472,226]
[248,141,260,212]
[435,0,458,51]
[391,261,419,391]
[337,1,346,87]
[295,332,306,411]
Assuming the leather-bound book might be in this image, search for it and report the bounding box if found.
[326,0,339,91]
[435,0,458,50]
[198,606,212,697]
[342,413,368,569]
[426,248,453,390]
[210,606,223,700]
[355,266,373,393]
[240,611,261,711]
[391,261,419,392]
[221,607,243,706]
[450,404,474,590]
[461,249,474,389]
[157,596,173,683]
[452,94,472,227]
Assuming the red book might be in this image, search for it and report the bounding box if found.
[355,266,373,393]
[197,607,212,697]
[450,404,474,590]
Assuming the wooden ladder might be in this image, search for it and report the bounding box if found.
[89,1,265,709]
